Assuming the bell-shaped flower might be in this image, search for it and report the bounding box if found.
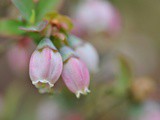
[60,46,90,98]
[29,38,63,93]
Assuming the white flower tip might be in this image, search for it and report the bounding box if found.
[32,80,54,93]
[76,88,90,98]
[32,80,54,87]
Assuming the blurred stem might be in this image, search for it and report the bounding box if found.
[114,55,132,96]
[45,25,52,38]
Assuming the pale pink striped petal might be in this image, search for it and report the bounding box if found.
[62,57,90,98]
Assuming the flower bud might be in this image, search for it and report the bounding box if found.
[68,35,99,73]
[29,38,63,93]
[72,0,121,35]
[60,46,90,98]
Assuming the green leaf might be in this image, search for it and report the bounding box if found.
[12,0,34,22]
[19,20,48,32]
[36,0,61,22]
[29,9,36,24]
[0,19,24,36]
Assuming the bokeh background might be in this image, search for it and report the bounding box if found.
[0,0,160,120]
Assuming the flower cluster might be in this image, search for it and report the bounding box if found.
[29,25,99,98]
[6,0,100,98]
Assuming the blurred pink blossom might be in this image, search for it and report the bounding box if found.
[7,37,34,74]
[139,101,160,120]
[36,99,63,120]
[130,101,160,120]
[72,0,122,36]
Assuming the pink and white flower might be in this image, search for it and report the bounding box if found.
[60,46,90,98]
[29,38,63,93]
